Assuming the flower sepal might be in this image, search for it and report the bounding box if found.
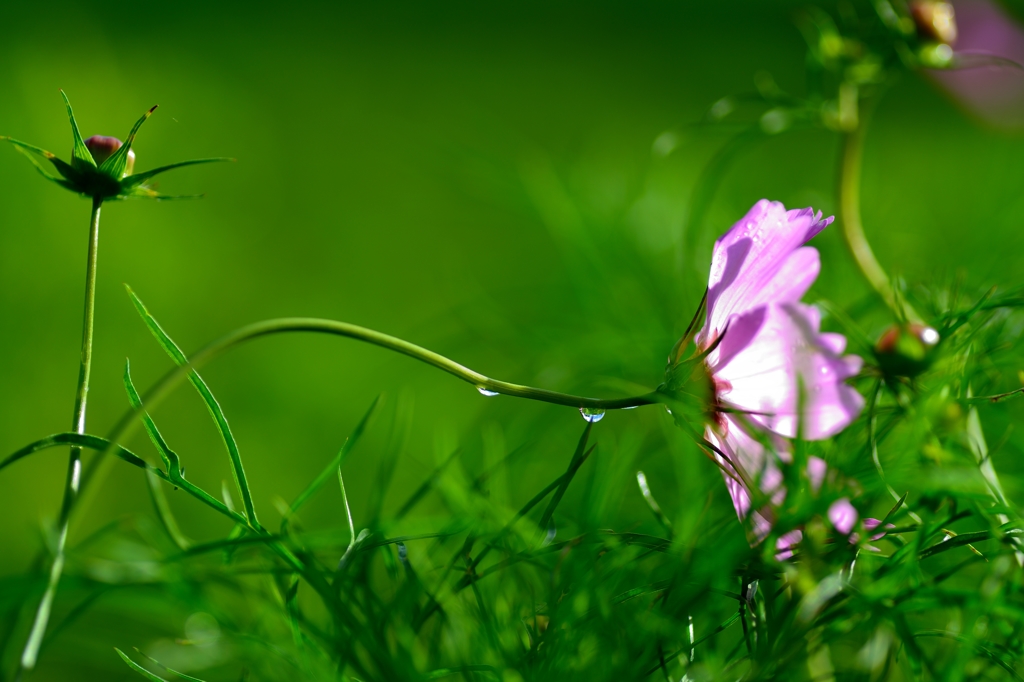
[2,91,233,202]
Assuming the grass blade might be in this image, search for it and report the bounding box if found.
[115,648,170,681]
[0,433,147,473]
[286,395,381,519]
[537,424,593,538]
[126,285,259,528]
[146,468,191,550]
[118,647,209,681]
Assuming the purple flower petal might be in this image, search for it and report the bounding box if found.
[775,530,803,561]
[704,200,831,340]
[709,302,863,440]
[932,0,1024,130]
[828,498,859,535]
[863,518,895,542]
[807,456,827,492]
[696,200,864,550]
[709,419,832,541]
[707,416,785,538]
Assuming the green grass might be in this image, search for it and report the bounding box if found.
[2,1,1024,680]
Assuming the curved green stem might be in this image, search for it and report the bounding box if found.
[839,123,922,323]
[91,317,658,474]
[20,197,102,672]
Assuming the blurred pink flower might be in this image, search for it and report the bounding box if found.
[932,0,1024,129]
[699,200,864,544]
[828,498,859,535]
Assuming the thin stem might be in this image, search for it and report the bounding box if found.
[20,197,102,672]
[838,124,922,323]
[86,317,659,483]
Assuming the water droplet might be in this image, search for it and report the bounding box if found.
[397,542,408,563]
[622,405,638,410]
[580,407,605,423]
[664,405,673,415]
[477,387,499,397]
[920,327,940,346]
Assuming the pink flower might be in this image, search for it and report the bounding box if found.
[930,0,1024,130]
[698,200,864,543]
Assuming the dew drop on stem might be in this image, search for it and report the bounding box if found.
[477,387,499,397]
[580,407,605,423]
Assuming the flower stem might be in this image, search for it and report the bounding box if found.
[19,197,102,673]
[86,316,659,472]
[839,124,922,323]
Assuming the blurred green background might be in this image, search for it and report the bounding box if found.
[2,0,1024,678]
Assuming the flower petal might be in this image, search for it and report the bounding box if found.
[708,420,832,544]
[712,302,864,440]
[705,200,832,336]
[828,498,858,536]
[707,419,781,542]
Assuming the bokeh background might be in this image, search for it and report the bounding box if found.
[2,0,1024,678]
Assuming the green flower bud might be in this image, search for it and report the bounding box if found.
[84,135,135,177]
[874,323,940,377]
[2,91,231,201]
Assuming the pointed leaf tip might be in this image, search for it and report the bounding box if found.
[60,90,97,169]
[100,105,155,179]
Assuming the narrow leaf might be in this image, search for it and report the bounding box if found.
[123,647,211,681]
[126,285,259,528]
[395,447,461,520]
[287,395,381,518]
[146,469,191,550]
[115,648,169,682]
[3,137,79,189]
[61,90,96,169]
[121,158,235,188]
[122,187,205,200]
[537,424,593,536]
[101,105,157,179]
[0,433,147,473]
[124,359,179,473]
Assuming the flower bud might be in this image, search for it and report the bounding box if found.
[84,135,135,176]
[875,323,940,377]
[911,1,958,45]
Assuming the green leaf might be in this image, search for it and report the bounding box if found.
[121,158,235,189]
[126,285,260,529]
[125,350,248,528]
[2,137,79,190]
[121,186,205,200]
[116,648,169,682]
[368,392,414,524]
[537,424,593,537]
[126,361,192,549]
[116,648,209,681]
[146,468,191,551]
[100,104,157,179]
[286,395,381,519]
[0,433,147,474]
[123,359,179,474]
[395,446,462,520]
[177,533,287,558]
[61,90,96,170]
